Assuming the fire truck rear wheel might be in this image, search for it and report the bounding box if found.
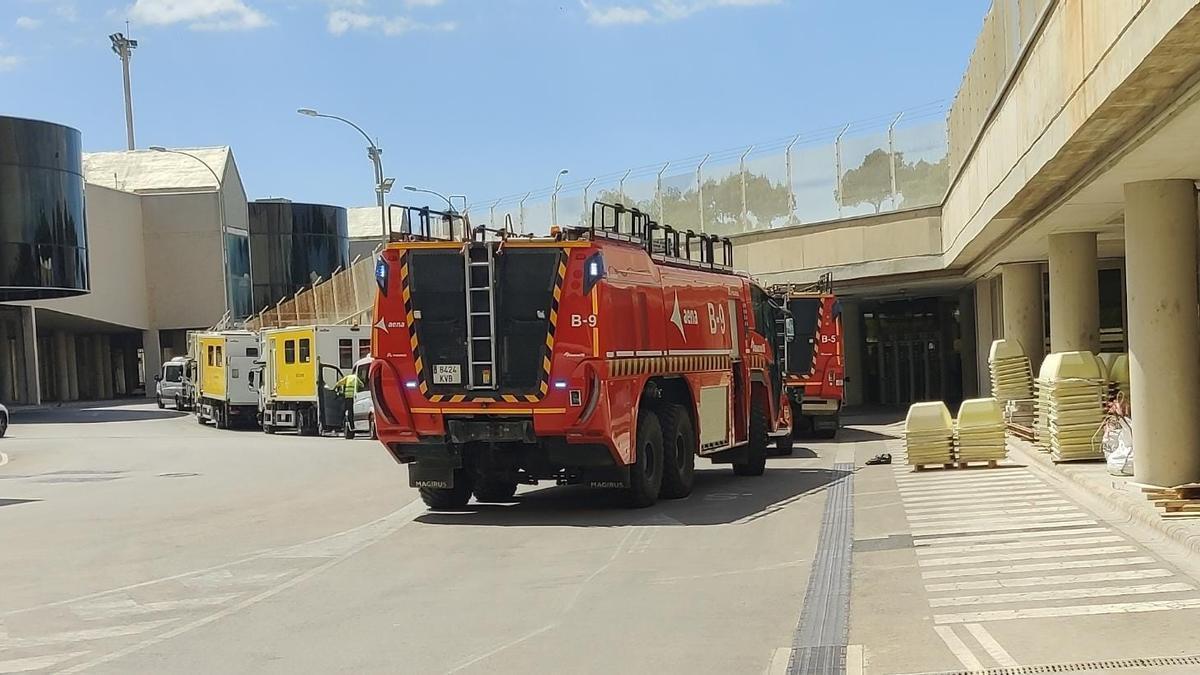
[815,415,839,440]
[473,478,518,503]
[774,433,794,455]
[627,407,664,508]
[659,403,696,499]
[420,471,473,510]
[734,395,768,476]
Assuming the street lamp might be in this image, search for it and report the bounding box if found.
[403,185,454,212]
[149,146,236,321]
[551,169,569,226]
[297,108,390,237]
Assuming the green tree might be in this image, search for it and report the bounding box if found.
[897,156,949,208]
[836,148,895,213]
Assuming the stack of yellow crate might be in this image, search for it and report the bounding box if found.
[1039,351,1106,462]
[955,398,1007,466]
[989,339,1035,403]
[904,401,956,468]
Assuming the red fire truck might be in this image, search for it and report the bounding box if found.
[370,203,792,509]
[774,274,844,441]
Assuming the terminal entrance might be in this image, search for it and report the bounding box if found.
[861,296,964,408]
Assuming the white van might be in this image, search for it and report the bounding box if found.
[347,356,374,439]
[155,356,190,409]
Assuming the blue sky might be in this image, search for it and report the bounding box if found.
[1,0,989,209]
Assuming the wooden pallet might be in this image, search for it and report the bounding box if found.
[956,460,1000,469]
[910,461,1000,472]
[1143,483,1200,517]
[1005,423,1036,441]
[912,463,956,472]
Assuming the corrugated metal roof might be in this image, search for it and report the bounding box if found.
[82,147,231,193]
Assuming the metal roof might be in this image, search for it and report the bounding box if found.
[82,146,231,193]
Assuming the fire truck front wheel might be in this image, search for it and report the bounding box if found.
[659,403,696,499]
[627,408,665,508]
[733,395,769,477]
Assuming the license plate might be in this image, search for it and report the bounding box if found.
[433,364,461,384]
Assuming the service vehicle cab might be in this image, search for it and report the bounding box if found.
[155,356,190,409]
[258,325,371,435]
[371,203,791,509]
[774,275,844,439]
[195,331,260,428]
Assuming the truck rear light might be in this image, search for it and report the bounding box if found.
[583,251,605,294]
[405,381,417,389]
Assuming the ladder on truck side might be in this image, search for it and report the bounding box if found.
[463,242,498,390]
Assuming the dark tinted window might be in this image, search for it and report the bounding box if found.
[299,338,311,363]
[284,340,296,364]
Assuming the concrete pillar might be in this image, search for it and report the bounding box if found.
[93,336,108,400]
[0,318,12,403]
[100,335,114,399]
[52,330,69,402]
[841,301,864,407]
[124,341,139,395]
[143,329,163,399]
[1000,263,1044,373]
[973,277,996,396]
[959,288,978,399]
[1048,232,1100,353]
[77,336,93,399]
[65,333,79,401]
[1124,180,1200,487]
[19,307,39,405]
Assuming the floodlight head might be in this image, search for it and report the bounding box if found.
[403,185,418,192]
[381,178,396,190]
[149,146,167,152]
[559,169,569,176]
[297,108,319,117]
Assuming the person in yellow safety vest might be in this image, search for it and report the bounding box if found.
[332,372,362,400]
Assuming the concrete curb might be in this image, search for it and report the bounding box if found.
[1008,438,1200,558]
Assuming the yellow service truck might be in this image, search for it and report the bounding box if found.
[258,325,371,435]
[195,330,261,429]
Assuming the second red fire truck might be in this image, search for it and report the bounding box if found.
[775,274,844,441]
[370,203,792,509]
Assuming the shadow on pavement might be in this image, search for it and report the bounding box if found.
[833,426,900,443]
[13,405,187,424]
[416,466,850,528]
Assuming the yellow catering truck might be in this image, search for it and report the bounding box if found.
[195,330,261,428]
[259,325,370,435]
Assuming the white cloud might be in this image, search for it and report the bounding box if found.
[0,55,22,71]
[581,0,779,26]
[128,0,271,31]
[327,8,456,37]
[15,16,43,29]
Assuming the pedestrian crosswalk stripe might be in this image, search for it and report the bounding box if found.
[925,568,1174,592]
[933,626,985,671]
[919,545,1137,567]
[928,582,1194,607]
[912,518,1097,537]
[901,489,1060,505]
[934,597,1200,624]
[964,623,1019,668]
[910,511,1093,530]
[895,474,1039,486]
[921,556,1157,579]
[907,502,1080,516]
[905,499,1068,515]
[915,534,1123,556]
[913,526,1109,546]
[896,479,1043,495]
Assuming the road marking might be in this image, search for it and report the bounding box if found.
[935,598,1200,624]
[929,582,1195,607]
[898,483,1047,499]
[905,499,1069,514]
[71,594,241,621]
[900,490,1059,505]
[964,623,1018,667]
[913,526,1110,546]
[920,546,1137,567]
[896,479,1043,495]
[181,569,298,590]
[910,512,1093,530]
[57,499,428,675]
[845,644,864,675]
[0,452,8,468]
[766,647,791,675]
[653,559,808,584]
[926,568,1175,592]
[909,519,1097,537]
[895,474,1039,487]
[0,618,178,650]
[933,626,985,671]
[0,651,88,674]
[907,505,1079,521]
[922,556,1157,579]
[915,535,1124,556]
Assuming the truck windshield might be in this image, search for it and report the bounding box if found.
[164,365,182,382]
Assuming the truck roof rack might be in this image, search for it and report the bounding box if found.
[572,201,738,275]
[386,204,472,242]
[770,272,834,296]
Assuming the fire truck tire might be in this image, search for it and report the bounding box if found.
[815,416,839,440]
[156,396,164,409]
[420,471,473,510]
[659,404,696,499]
[627,408,664,508]
[774,434,794,455]
[473,479,518,503]
[734,395,768,476]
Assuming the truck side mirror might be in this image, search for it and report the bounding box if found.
[785,318,795,341]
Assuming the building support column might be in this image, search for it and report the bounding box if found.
[1048,231,1100,353]
[1000,263,1044,373]
[53,330,69,403]
[65,333,79,401]
[841,301,863,407]
[1125,180,1200,487]
[20,307,39,405]
[0,318,12,403]
[973,277,996,396]
[143,329,162,399]
[959,288,978,399]
[93,336,108,400]
[100,335,114,399]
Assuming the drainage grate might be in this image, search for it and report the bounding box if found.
[787,462,855,675]
[912,654,1200,675]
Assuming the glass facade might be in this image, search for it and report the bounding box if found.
[0,116,89,299]
[226,232,253,320]
[248,201,349,312]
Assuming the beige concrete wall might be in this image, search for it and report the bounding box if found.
[23,185,150,329]
[732,208,942,284]
[141,192,227,329]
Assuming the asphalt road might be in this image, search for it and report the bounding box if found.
[4,403,1200,674]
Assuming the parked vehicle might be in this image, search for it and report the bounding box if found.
[371,203,791,510]
[773,274,844,440]
[0,402,8,438]
[195,331,260,429]
[258,325,370,435]
[346,356,375,440]
[155,356,191,409]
